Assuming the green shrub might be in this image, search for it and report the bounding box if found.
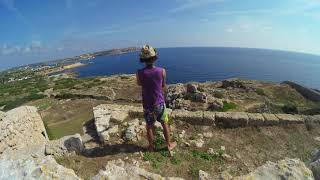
[218,102,237,112]
[1,93,45,111]
[282,104,298,114]
[256,88,266,96]
[192,150,223,161]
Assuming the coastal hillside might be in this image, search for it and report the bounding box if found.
[0,71,320,179]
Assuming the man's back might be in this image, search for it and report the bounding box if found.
[138,66,164,110]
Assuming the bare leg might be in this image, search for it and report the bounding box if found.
[146,125,155,151]
[162,123,177,151]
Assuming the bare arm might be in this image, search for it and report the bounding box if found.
[136,72,141,86]
[162,68,167,89]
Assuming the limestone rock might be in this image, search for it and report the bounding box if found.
[93,105,111,138]
[222,79,246,89]
[0,106,48,156]
[92,160,184,180]
[199,170,213,180]
[310,159,320,180]
[207,97,224,111]
[45,134,84,156]
[262,113,279,125]
[203,132,213,138]
[172,110,203,125]
[179,130,186,139]
[187,83,198,93]
[173,98,192,110]
[124,119,140,142]
[247,113,264,126]
[215,112,249,128]
[191,138,204,148]
[234,158,314,180]
[310,149,320,180]
[202,111,215,126]
[0,155,81,180]
[305,115,320,124]
[275,114,304,125]
[100,125,119,143]
[93,104,142,143]
[166,84,186,109]
[193,92,207,103]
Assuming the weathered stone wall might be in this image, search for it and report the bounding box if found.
[93,104,320,130]
[172,110,316,128]
[0,106,49,155]
[283,81,320,102]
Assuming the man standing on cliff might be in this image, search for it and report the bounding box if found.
[136,45,177,153]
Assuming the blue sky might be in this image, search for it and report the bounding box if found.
[1,0,320,69]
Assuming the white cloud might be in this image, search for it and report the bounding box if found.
[0,41,45,55]
[210,9,274,16]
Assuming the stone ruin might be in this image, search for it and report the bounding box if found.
[0,105,320,179]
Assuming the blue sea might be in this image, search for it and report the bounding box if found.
[72,47,320,89]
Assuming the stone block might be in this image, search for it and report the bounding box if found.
[275,114,304,125]
[215,112,249,128]
[45,134,84,156]
[172,110,203,125]
[203,111,215,126]
[247,113,264,126]
[262,113,279,126]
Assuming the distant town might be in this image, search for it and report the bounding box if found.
[0,47,139,83]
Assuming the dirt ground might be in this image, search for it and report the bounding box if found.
[56,120,320,180]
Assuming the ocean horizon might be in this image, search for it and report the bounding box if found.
[67,47,320,90]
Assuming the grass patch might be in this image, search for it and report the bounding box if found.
[192,149,224,161]
[154,128,166,149]
[143,151,166,169]
[255,88,265,96]
[218,102,237,112]
[213,91,224,98]
[43,121,54,140]
[0,93,46,111]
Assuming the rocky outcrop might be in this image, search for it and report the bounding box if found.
[92,159,184,180]
[236,158,314,180]
[0,155,81,180]
[309,149,320,180]
[283,81,320,102]
[45,134,84,156]
[221,78,256,90]
[124,119,141,142]
[93,104,142,143]
[0,106,48,155]
[166,84,186,109]
[201,159,314,180]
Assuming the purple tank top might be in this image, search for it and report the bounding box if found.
[138,66,165,110]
